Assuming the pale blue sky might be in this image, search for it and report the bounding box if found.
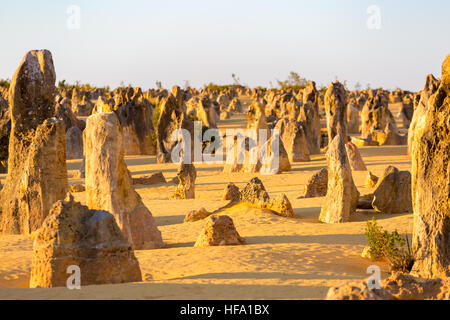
[0,0,448,91]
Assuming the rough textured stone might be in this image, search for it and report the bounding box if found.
[132,172,166,185]
[408,74,441,154]
[365,172,379,189]
[222,183,240,201]
[0,50,68,235]
[156,86,194,163]
[301,168,328,198]
[324,81,348,142]
[0,94,11,172]
[85,112,163,250]
[410,55,450,279]
[65,126,84,160]
[170,162,197,200]
[372,166,412,214]
[267,194,295,218]
[361,93,397,139]
[29,194,142,288]
[194,215,246,247]
[319,134,359,223]
[239,177,270,207]
[347,104,360,134]
[371,123,407,146]
[115,92,156,156]
[345,141,367,171]
[326,273,450,300]
[300,81,321,154]
[184,208,211,223]
[274,118,310,162]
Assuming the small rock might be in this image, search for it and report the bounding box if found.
[222,183,240,201]
[194,215,246,247]
[184,208,211,223]
[133,172,166,185]
[301,168,328,198]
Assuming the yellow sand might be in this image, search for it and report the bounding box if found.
[0,103,413,300]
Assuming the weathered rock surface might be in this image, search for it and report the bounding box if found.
[371,123,407,146]
[85,112,163,250]
[65,126,84,160]
[0,94,11,173]
[132,172,166,185]
[115,91,156,156]
[360,92,397,139]
[301,168,328,198]
[410,55,450,279]
[156,86,194,163]
[326,273,450,300]
[372,166,412,214]
[267,194,295,218]
[170,163,197,199]
[222,183,240,201]
[365,172,379,189]
[184,208,211,223]
[194,215,246,247]
[274,118,310,162]
[345,141,367,171]
[29,194,142,288]
[408,74,441,154]
[319,134,359,223]
[1,50,68,234]
[300,81,322,154]
[324,81,348,142]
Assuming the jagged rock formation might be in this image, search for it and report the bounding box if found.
[408,74,441,154]
[300,81,321,154]
[360,92,397,139]
[372,166,412,214]
[0,50,68,234]
[222,183,240,201]
[325,81,348,142]
[274,117,310,162]
[170,162,197,200]
[237,177,295,218]
[65,126,84,160]
[194,215,246,247]
[115,88,156,156]
[319,134,359,223]
[156,86,194,163]
[345,141,367,171]
[29,194,142,288]
[365,172,379,189]
[85,112,163,250]
[0,93,10,173]
[410,55,450,279]
[301,168,328,198]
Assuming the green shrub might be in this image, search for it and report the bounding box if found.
[365,217,414,273]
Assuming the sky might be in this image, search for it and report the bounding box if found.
[0,0,448,91]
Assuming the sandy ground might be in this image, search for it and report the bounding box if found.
[0,103,413,300]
